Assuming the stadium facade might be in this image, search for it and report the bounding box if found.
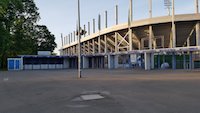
[60,0,200,70]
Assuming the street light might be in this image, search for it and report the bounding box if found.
[77,0,87,78]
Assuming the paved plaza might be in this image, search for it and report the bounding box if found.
[0,69,200,113]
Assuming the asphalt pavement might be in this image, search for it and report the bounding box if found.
[0,69,200,113]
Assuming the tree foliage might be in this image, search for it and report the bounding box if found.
[0,0,57,69]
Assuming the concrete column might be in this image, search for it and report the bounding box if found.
[149,25,153,49]
[172,0,176,48]
[196,22,200,46]
[87,41,90,54]
[92,39,95,54]
[105,11,108,28]
[115,32,118,52]
[98,14,101,31]
[115,5,118,25]
[114,55,119,69]
[195,0,199,13]
[93,19,95,33]
[92,57,95,68]
[172,53,176,69]
[66,36,68,45]
[189,52,194,69]
[145,52,151,70]
[61,34,63,46]
[84,25,86,37]
[74,31,76,42]
[104,35,107,53]
[88,22,90,35]
[83,56,89,69]
[158,55,161,69]
[108,55,114,69]
[102,57,105,68]
[183,53,186,69]
[129,28,133,51]
[151,53,154,69]
[68,34,71,44]
[98,37,101,53]
[187,38,190,47]
[71,33,73,43]
[129,0,133,21]
[83,43,85,55]
[149,0,152,18]
[63,58,69,69]
[63,36,66,45]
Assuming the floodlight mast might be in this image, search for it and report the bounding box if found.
[164,0,172,15]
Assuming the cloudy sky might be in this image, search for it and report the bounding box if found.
[34,0,196,54]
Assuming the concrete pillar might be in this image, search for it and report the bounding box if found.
[151,53,154,69]
[115,32,118,52]
[68,34,71,44]
[87,41,90,54]
[115,5,118,25]
[195,0,199,13]
[196,22,200,46]
[93,19,95,33]
[108,55,114,69]
[92,39,95,54]
[149,0,152,18]
[189,52,194,69]
[98,14,101,31]
[92,57,95,68]
[98,37,101,53]
[88,22,90,35]
[83,56,89,69]
[172,0,176,48]
[74,31,76,42]
[104,35,107,53]
[84,25,86,37]
[183,53,186,69]
[129,0,133,21]
[145,52,151,70]
[172,53,176,69]
[187,37,190,47]
[105,11,108,28]
[129,28,133,51]
[158,55,161,69]
[63,58,69,69]
[149,25,153,49]
[71,33,73,43]
[63,36,66,45]
[102,57,105,68]
[114,55,119,69]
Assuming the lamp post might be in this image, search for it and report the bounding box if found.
[77,0,81,78]
[77,0,87,78]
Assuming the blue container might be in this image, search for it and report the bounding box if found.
[7,58,22,70]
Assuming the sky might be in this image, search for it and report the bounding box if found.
[34,0,196,54]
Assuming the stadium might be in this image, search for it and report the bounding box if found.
[60,0,200,70]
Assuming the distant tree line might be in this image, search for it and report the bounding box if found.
[0,0,57,69]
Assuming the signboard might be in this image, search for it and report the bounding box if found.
[130,54,137,63]
[37,51,51,56]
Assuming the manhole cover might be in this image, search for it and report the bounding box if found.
[81,94,104,101]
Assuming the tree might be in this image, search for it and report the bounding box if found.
[36,25,57,52]
[0,0,57,69]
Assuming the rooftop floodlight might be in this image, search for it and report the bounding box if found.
[164,0,172,15]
